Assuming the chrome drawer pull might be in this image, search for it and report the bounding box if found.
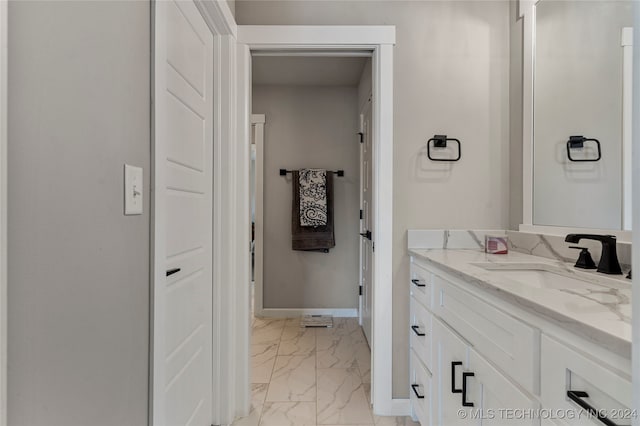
[411,325,425,336]
[411,384,425,399]
[567,391,627,426]
[411,279,426,287]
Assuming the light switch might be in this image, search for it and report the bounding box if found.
[124,164,143,215]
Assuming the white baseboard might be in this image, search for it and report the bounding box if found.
[257,308,358,318]
[374,398,411,417]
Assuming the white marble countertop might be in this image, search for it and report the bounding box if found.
[409,248,631,357]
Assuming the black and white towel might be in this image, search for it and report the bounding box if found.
[299,169,327,227]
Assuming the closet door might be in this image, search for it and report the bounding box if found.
[359,96,373,345]
[152,1,214,424]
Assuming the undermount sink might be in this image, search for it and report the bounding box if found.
[470,262,602,290]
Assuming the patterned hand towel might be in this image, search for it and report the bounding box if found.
[299,169,327,227]
[292,171,335,252]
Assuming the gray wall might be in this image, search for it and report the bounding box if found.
[533,0,632,229]
[237,1,511,397]
[358,58,372,111]
[253,85,360,309]
[7,2,150,425]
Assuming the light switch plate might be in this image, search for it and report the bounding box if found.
[124,164,143,215]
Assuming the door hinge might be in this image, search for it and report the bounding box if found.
[358,132,364,143]
[373,242,375,252]
[359,209,363,220]
[359,286,363,296]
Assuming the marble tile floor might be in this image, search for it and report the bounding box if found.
[233,316,419,426]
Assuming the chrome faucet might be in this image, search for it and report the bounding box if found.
[564,234,622,275]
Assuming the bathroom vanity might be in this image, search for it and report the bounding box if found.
[407,231,632,426]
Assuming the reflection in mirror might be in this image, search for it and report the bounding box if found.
[533,0,633,230]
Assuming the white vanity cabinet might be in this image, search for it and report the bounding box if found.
[410,256,539,426]
[409,254,631,426]
[540,336,632,426]
[409,261,434,425]
[432,316,538,426]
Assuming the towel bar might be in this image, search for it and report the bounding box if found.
[279,168,344,177]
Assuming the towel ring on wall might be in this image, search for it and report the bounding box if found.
[427,134,461,162]
[279,169,344,177]
[566,136,602,162]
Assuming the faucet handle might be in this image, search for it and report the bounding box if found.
[569,246,597,270]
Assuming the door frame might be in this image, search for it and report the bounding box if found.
[0,1,7,425]
[251,114,265,317]
[151,1,245,425]
[237,25,403,415]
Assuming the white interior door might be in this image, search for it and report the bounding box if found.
[359,96,373,346]
[153,1,214,425]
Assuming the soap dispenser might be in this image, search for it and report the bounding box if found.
[569,246,597,269]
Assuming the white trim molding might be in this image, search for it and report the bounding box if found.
[622,27,633,231]
[237,25,400,416]
[251,114,265,318]
[233,41,252,422]
[631,4,639,422]
[238,25,395,46]
[0,1,7,425]
[212,34,250,425]
[259,308,358,318]
[194,0,237,38]
[371,41,397,416]
[520,0,537,227]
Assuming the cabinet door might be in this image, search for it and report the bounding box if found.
[433,319,478,426]
[468,347,539,426]
[410,297,432,370]
[540,336,632,426]
[410,348,432,426]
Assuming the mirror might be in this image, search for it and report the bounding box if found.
[533,0,633,230]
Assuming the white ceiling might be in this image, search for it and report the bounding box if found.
[252,56,368,87]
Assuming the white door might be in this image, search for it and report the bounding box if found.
[433,319,477,426]
[359,96,373,345]
[152,1,214,425]
[468,347,538,426]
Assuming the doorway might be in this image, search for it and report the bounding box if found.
[237,23,398,416]
[251,54,369,322]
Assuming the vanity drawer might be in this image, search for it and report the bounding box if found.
[410,348,432,426]
[410,297,432,371]
[432,274,540,395]
[541,335,632,426]
[410,262,433,309]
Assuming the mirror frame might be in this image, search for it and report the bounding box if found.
[519,0,634,242]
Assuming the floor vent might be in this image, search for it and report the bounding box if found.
[301,315,333,328]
